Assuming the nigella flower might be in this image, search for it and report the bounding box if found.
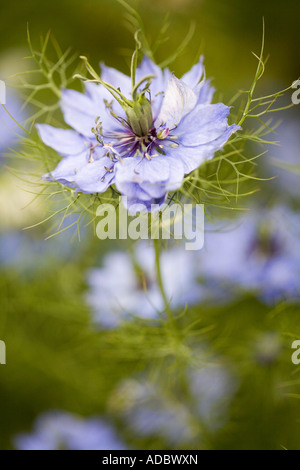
[200,206,300,304]
[38,56,240,213]
[14,411,127,450]
[86,243,202,329]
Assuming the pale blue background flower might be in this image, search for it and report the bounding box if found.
[113,355,236,447]
[0,210,88,273]
[0,88,25,160]
[14,411,126,450]
[200,206,300,303]
[38,57,239,212]
[86,242,203,328]
[266,117,300,199]
[0,229,83,272]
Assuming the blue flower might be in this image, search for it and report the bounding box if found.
[200,206,300,304]
[86,243,203,328]
[14,411,127,450]
[38,57,239,212]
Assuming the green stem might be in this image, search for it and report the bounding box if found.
[154,238,174,325]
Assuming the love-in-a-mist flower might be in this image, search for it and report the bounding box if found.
[38,56,240,213]
[14,411,126,450]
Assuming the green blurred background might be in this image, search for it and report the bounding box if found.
[1,0,299,95]
[0,0,300,450]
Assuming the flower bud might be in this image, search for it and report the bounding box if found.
[125,96,153,137]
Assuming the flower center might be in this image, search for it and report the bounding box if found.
[91,99,173,162]
[90,93,180,165]
[106,125,165,161]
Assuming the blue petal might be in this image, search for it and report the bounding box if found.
[36,124,87,156]
[181,56,215,106]
[100,63,132,98]
[137,57,170,94]
[43,151,89,186]
[176,103,236,146]
[84,81,108,106]
[74,157,115,193]
[164,154,185,191]
[122,194,166,214]
[156,75,198,130]
[115,156,170,186]
[136,57,171,118]
[141,182,168,199]
[119,181,167,201]
[85,82,126,124]
[60,88,100,137]
[196,80,215,105]
[174,124,240,174]
[43,145,115,193]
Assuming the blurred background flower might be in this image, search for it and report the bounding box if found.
[86,243,203,328]
[14,411,127,450]
[199,206,300,304]
[0,90,25,160]
[265,114,300,200]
